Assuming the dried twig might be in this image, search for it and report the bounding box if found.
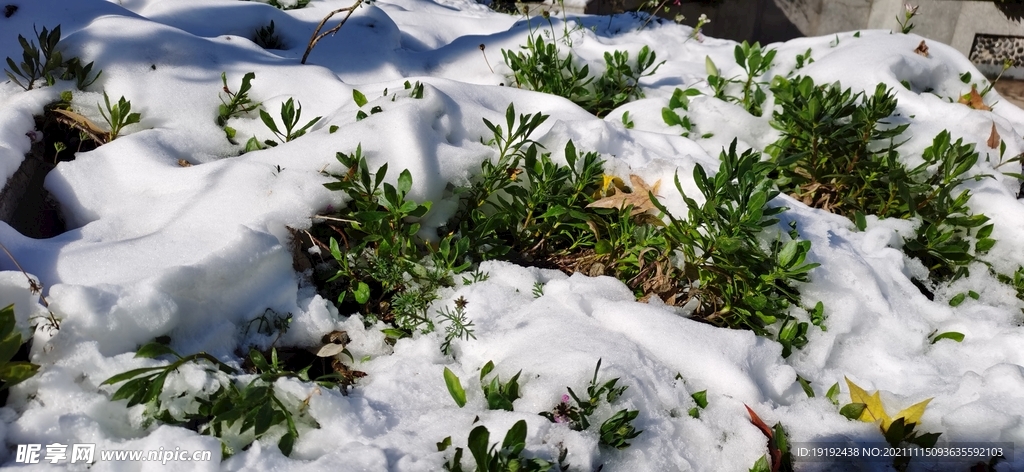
[301,0,365,65]
[0,240,60,328]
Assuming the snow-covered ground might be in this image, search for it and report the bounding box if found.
[1,0,1023,470]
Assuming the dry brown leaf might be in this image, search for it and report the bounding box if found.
[587,174,660,216]
[51,108,110,144]
[914,40,929,57]
[988,122,1001,149]
[959,85,991,111]
[177,159,192,167]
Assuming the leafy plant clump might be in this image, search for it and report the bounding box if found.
[541,359,642,449]
[307,103,821,355]
[769,75,993,281]
[318,144,469,336]
[652,141,821,356]
[502,18,662,117]
[253,20,285,49]
[217,72,261,143]
[103,340,357,456]
[440,420,553,472]
[5,25,101,91]
[706,41,777,116]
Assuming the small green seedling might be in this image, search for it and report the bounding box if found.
[98,92,142,140]
[259,97,321,145]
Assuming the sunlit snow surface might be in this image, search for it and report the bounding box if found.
[2,0,1024,470]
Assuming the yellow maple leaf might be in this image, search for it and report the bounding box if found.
[845,377,933,432]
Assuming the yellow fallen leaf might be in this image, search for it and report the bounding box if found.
[893,397,932,426]
[845,377,933,432]
[587,174,661,216]
[846,377,890,427]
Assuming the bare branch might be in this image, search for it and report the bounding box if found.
[301,0,365,65]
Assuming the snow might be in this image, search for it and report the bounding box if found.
[1,0,1023,470]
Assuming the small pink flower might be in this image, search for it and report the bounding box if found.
[561,394,570,403]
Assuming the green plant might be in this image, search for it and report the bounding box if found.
[650,141,819,356]
[896,3,919,34]
[98,91,142,141]
[687,390,707,418]
[321,145,462,334]
[480,361,521,411]
[439,297,476,355]
[0,304,40,392]
[662,87,713,139]
[502,24,661,117]
[706,41,777,116]
[769,76,992,282]
[5,25,101,91]
[440,420,552,472]
[258,97,320,146]
[254,20,285,49]
[102,342,334,456]
[444,367,467,407]
[265,0,311,10]
[217,72,260,142]
[541,360,642,449]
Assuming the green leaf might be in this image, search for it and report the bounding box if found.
[352,89,368,107]
[854,211,867,231]
[480,360,494,381]
[691,390,708,408]
[259,109,280,134]
[444,367,467,407]
[949,293,966,307]
[502,419,528,451]
[278,430,296,456]
[840,402,867,420]
[705,56,719,76]
[0,362,39,389]
[796,375,814,398]
[135,342,178,360]
[749,455,770,472]
[826,382,840,405]
[101,366,165,386]
[930,331,965,344]
[0,304,16,338]
[467,425,491,471]
[0,334,21,366]
[353,282,371,304]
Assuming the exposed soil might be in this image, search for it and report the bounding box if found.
[0,106,100,239]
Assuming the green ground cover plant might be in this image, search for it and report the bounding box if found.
[305,103,821,355]
[652,141,820,356]
[103,338,359,457]
[440,420,553,472]
[5,25,101,91]
[706,41,776,116]
[502,15,662,117]
[768,75,993,282]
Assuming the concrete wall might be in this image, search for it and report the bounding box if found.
[576,0,1024,75]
